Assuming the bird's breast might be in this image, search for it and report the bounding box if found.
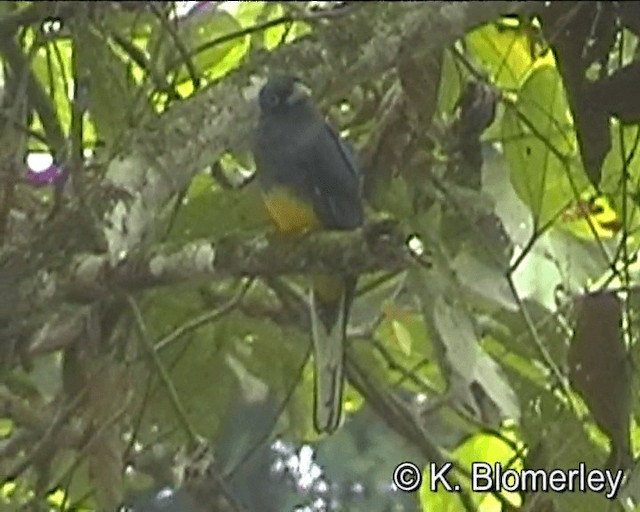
[261,186,321,234]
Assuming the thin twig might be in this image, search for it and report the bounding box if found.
[127,294,200,447]
[155,278,253,352]
[150,3,200,91]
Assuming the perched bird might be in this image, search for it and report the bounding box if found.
[568,290,634,471]
[252,75,364,433]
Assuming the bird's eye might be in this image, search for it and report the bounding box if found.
[266,93,280,107]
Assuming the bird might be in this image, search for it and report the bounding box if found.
[252,75,364,433]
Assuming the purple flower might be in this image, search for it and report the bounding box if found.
[25,163,68,187]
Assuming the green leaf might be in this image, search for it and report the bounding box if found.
[105,6,159,40]
[600,122,640,240]
[235,1,267,27]
[452,251,517,312]
[127,285,233,442]
[482,143,534,248]
[391,319,413,355]
[74,25,149,147]
[510,227,612,310]
[166,173,270,243]
[502,65,590,227]
[173,10,248,83]
[0,419,12,437]
[437,50,463,120]
[422,431,522,511]
[31,39,72,143]
[49,451,95,509]
[600,121,640,193]
[372,275,443,393]
[262,4,288,50]
[466,19,555,89]
[433,297,520,421]
[234,1,290,51]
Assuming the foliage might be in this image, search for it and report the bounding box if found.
[0,2,639,512]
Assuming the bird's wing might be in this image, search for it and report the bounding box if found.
[297,121,363,230]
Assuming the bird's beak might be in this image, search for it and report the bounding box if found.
[286,81,311,105]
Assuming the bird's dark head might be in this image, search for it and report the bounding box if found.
[258,75,312,114]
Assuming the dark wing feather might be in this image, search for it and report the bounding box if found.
[302,121,363,230]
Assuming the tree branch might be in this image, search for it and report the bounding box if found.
[62,218,410,302]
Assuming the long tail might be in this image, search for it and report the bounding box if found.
[309,275,356,433]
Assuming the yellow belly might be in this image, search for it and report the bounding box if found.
[263,188,321,234]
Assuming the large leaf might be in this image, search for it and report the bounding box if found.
[74,24,150,147]
[600,122,640,242]
[466,20,553,89]
[172,10,248,84]
[503,65,591,228]
[433,297,520,422]
[452,251,517,312]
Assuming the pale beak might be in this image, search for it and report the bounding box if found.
[286,81,312,105]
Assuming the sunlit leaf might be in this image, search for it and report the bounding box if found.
[391,319,412,355]
[0,419,12,437]
[502,65,590,227]
[74,25,150,147]
[466,20,553,89]
[49,451,95,509]
[173,10,248,83]
[437,49,463,120]
[600,122,640,243]
[31,39,72,142]
[556,195,621,240]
